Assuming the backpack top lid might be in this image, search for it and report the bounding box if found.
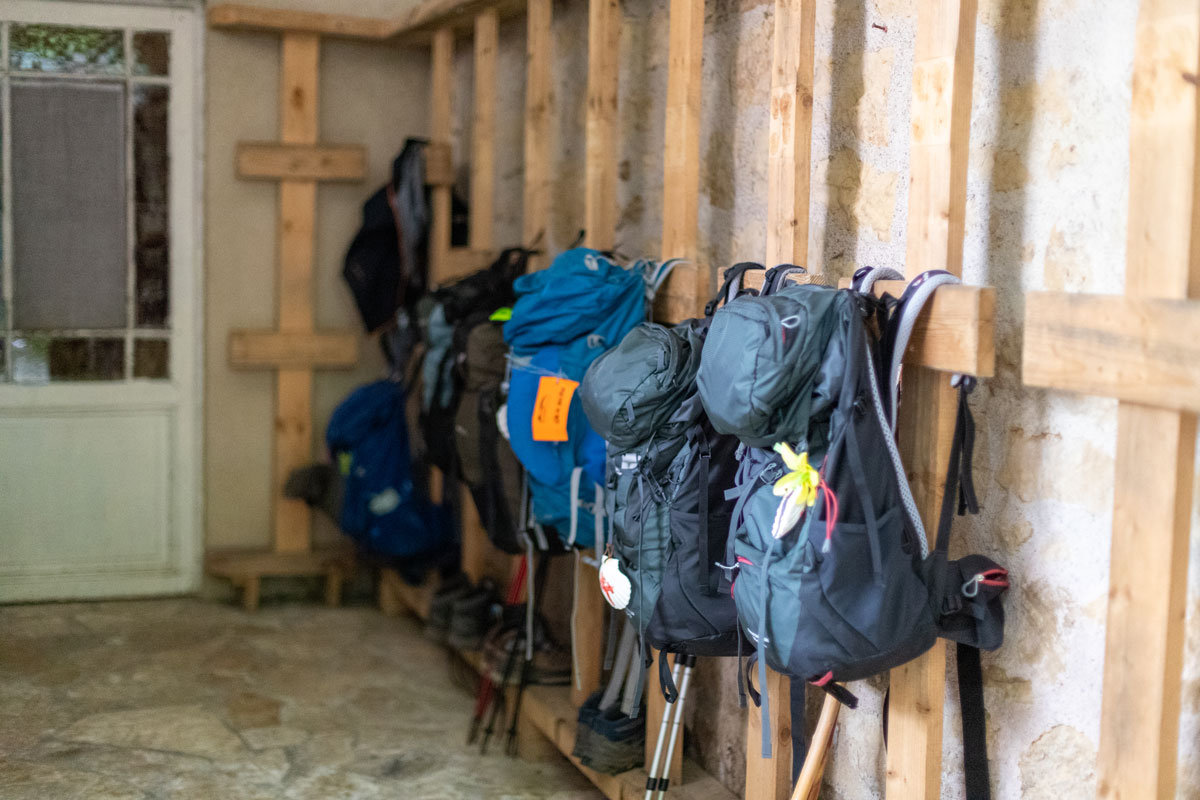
[579,320,706,450]
[697,280,845,450]
[503,248,647,351]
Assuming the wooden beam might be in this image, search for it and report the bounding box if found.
[208,0,529,42]
[523,0,553,265]
[1096,3,1200,797]
[843,279,995,377]
[208,3,386,39]
[744,4,815,799]
[429,28,455,284]
[229,330,358,369]
[236,142,366,182]
[273,32,321,555]
[765,0,815,271]
[1023,292,1200,413]
[425,142,455,187]
[887,3,977,799]
[654,0,705,323]
[584,0,621,252]
[471,10,498,251]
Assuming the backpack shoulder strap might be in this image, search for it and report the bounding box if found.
[704,262,765,316]
[761,264,807,295]
[850,265,904,293]
[883,269,963,430]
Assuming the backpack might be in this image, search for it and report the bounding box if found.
[418,248,533,477]
[579,263,765,695]
[699,266,1009,779]
[326,379,453,566]
[503,249,674,548]
[454,317,541,555]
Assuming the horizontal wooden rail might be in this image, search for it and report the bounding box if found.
[229,330,359,369]
[1024,291,1200,413]
[209,0,528,42]
[837,279,995,377]
[236,142,366,182]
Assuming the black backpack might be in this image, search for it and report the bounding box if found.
[699,266,1008,791]
[418,248,533,478]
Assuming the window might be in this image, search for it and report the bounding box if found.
[1,22,172,382]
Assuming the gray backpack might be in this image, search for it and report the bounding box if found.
[699,267,1008,798]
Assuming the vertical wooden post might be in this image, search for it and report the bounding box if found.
[274,32,320,554]
[742,2,815,798]
[430,27,455,284]
[523,0,553,263]
[655,0,706,321]
[886,2,976,799]
[584,0,621,252]
[572,0,623,708]
[646,0,707,782]
[1097,3,1199,797]
[471,10,498,252]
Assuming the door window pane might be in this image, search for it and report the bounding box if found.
[11,81,128,330]
[134,85,169,327]
[133,32,169,76]
[48,337,125,380]
[133,339,168,378]
[9,24,124,75]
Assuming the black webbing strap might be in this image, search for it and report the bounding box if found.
[789,676,809,785]
[696,428,713,595]
[934,378,977,554]
[957,642,991,799]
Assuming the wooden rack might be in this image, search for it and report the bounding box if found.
[209,1,1200,798]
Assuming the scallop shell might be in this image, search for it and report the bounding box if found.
[598,556,631,610]
[770,490,804,540]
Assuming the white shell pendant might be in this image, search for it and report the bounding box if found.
[770,490,804,540]
[598,556,632,610]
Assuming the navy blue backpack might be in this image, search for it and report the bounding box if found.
[327,380,452,562]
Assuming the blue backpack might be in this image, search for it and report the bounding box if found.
[326,380,452,561]
[503,248,675,548]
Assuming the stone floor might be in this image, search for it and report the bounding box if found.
[0,598,601,799]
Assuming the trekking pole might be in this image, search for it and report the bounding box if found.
[644,653,685,800]
[789,694,840,800]
[652,654,696,799]
[504,551,552,756]
[468,557,528,744]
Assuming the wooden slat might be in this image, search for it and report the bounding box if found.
[887,3,977,799]
[208,3,386,39]
[229,330,358,369]
[273,32,321,555]
[1023,292,1200,412]
[523,0,553,265]
[236,142,365,182]
[425,142,455,187]
[1097,3,1200,797]
[654,0,705,323]
[584,0,621,252]
[745,3,815,799]
[429,28,455,284]
[471,10,498,251]
[843,279,995,377]
[745,670,792,800]
[206,546,355,577]
[570,554,608,706]
[764,0,815,271]
[208,0,529,42]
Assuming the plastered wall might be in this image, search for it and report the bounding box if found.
[204,0,429,551]
[446,0,1200,796]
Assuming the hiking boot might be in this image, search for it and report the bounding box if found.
[571,691,645,774]
[447,580,499,652]
[424,573,473,644]
[480,620,572,686]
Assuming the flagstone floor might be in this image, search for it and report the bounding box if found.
[0,598,600,799]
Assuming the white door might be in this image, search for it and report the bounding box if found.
[0,1,201,601]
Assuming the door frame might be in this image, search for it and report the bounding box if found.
[0,0,204,600]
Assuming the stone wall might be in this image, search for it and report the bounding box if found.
[447,0,1200,796]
